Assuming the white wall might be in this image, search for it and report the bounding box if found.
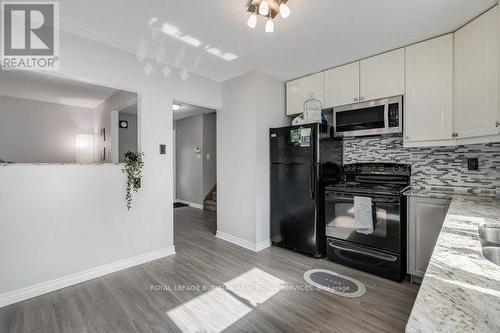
[254,71,289,244]
[217,71,289,250]
[175,114,204,205]
[0,30,221,303]
[218,72,258,245]
[0,94,95,163]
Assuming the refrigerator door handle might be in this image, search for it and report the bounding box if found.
[310,164,315,200]
[310,125,316,164]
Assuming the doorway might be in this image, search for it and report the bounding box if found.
[172,100,217,215]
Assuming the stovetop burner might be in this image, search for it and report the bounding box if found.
[325,163,411,196]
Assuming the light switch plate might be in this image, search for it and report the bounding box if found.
[159,144,166,155]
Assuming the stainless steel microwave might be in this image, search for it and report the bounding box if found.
[333,95,403,137]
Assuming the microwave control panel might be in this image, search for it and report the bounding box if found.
[388,103,400,128]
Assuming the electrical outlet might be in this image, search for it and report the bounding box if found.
[467,157,479,171]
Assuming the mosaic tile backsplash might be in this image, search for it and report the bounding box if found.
[343,136,500,195]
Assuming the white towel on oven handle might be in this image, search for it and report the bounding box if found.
[353,196,374,235]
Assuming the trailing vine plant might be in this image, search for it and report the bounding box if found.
[122,151,144,210]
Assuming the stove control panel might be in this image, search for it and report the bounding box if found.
[343,163,411,176]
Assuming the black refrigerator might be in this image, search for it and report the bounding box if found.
[270,123,343,258]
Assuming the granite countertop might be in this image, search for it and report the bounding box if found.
[404,187,455,200]
[404,186,498,200]
[406,193,500,332]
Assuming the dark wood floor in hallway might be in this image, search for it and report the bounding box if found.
[0,207,419,333]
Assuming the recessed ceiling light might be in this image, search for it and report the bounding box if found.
[172,104,180,111]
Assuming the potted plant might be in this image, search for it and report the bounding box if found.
[122,151,144,210]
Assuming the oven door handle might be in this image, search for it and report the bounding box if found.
[326,194,399,204]
[328,240,397,262]
[326,195,353,201]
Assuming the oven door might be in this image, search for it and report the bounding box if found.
[325,191,401,253]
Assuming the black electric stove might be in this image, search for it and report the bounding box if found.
[324,163,411,281]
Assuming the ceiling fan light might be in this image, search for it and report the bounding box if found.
[247,13,257,29]
[259,1,269,16]
[265,18,274,33]
[279,3,290,18]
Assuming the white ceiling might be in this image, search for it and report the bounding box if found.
[0,71,119,108]
[173,101,216,120]
[60,0,497,82]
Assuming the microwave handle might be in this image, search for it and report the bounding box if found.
[384,102,389,129]
[328,240,397,262]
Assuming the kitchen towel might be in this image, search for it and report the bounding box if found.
[354,196,374,234]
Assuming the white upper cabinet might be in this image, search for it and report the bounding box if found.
[360,49,405,101]
[286,72,324,116]
[404,34,454,144]
[324,62,360,108]
[454,6,499,139]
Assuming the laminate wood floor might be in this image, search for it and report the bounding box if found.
[0,207,419,333]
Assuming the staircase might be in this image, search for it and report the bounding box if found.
[203,185,217,212]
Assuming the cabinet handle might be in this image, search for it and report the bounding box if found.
[496,121,500,128]
[354,97,358,102]
[452,132,459,138]
[359,96,364,101]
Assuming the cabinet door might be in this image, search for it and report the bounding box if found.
[454,7,499,138]
[360,49,404,101]
[324,62,360,107]
[408,197,450,277]
[286,73,324,116]
[404,34,454,143]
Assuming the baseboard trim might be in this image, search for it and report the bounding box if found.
[175,199,203,210]
[256,239,271,252]
[216,231,270,252]
[0,246,176,308]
